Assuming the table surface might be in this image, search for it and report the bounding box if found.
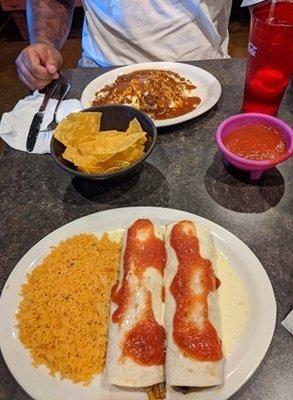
[0,59,292,400]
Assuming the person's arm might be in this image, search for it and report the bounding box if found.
[16,0,75,90]
[27,0,74,49]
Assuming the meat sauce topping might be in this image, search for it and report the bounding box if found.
[92,70,201,120]
[111,219,166,365]
[170,221,223,361]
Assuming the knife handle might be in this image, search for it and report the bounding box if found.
[39,79,60,112]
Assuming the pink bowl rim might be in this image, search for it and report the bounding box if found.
[216,113,293,167]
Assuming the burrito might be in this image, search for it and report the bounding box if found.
[106,219,166,387]
[164,220,224,387]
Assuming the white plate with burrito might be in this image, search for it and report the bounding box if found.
[0,207,276,400]
[80,62,221,127]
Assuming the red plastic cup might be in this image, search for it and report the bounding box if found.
[243,0,293,116]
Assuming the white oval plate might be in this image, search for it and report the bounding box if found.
[80,62,222,128]
[0,207,276,400]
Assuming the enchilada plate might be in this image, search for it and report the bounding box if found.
[0,207,276,400]
[80,62,221,128]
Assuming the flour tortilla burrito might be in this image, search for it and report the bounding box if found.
[164,220,224,387]
[106,219,166,387]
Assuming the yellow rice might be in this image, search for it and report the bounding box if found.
[17,233,121,385]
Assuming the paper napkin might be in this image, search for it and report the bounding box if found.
[282,310,293,336]
[0,92,82,154]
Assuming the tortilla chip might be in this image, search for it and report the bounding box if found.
[54,112,147,174]
[126,118,143,134]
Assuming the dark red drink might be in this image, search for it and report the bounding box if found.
[243,1,293,115]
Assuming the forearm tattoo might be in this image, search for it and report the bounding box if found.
[26,0,75,49]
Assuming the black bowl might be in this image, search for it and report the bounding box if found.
[51,105,157,181]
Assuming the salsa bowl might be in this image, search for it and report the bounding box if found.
[215,113,293,180]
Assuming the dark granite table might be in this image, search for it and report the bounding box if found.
[0,59,292,399]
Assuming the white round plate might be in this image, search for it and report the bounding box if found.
[80,62,221,127]
[0,207,276,400]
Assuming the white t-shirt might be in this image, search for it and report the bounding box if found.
[81,0,232,66]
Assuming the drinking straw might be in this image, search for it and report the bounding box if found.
[267,0,277,23]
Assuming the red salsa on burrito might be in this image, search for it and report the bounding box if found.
[111,219,166,324]
[122,293,165,365]
[170,221,223,361]
[111,219,166,366]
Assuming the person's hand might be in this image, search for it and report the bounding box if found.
[15,43,63,91]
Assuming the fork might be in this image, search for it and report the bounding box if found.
[41,78,71,147]
[41,78,71,132]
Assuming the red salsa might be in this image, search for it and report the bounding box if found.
[111,219,166,324]
[223,123,287,161]
[170,221,223,361]
[111,219,166,366]
[122,293,165,365]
